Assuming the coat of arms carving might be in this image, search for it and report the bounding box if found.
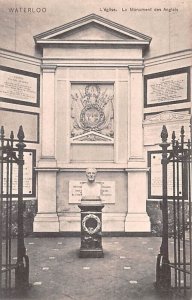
[71,84,114,140]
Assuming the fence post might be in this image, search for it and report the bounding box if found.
[0,126,4,290]
[155,125,171,290]
[190,116,192,292]
[15,126,29,290]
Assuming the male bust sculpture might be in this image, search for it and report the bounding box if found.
[82,168,101,200]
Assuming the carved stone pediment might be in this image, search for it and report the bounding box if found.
[143,111,190,125]
[34,14,151,48]
[49,23,135,41]
[71,131,113,143]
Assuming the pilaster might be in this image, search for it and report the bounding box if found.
[34,65,59,232]
[127,65,145,168]
[126,65,150,232]
[38,65,57,167]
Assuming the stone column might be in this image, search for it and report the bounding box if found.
[34,65,59,232]
[125,65,150,232]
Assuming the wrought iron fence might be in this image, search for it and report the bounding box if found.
[155,117,192,298]
[0,125,29,295]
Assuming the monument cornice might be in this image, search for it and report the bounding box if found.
[41,64,57,72]
[34,13,151,50]
[40,58,144,68]
[35,40,150,47]
[144,49,192,67]
[128,65,145,72]
[0,47,41,66]
[35,168,60,172]
[125,168,150,172]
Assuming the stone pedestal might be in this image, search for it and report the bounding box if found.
[78,199,104,258]
[125,169,150,232]
[33,169,59,232]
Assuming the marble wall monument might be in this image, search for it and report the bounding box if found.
[0,11,191,236]
[33,14,152,233]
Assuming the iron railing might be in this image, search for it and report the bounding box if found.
[0,125,29,295]
[156,117,192,298]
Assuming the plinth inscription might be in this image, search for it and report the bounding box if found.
[69,180,115,203]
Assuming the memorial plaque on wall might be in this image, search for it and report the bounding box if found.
[144,68,190,107]
[148,151,185,199]
[0,66,40,106]
[69,180,115,203]
[0,108,39,143]
[3,149,36,198]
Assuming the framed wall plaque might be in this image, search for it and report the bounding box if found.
[144,68,190,108]
[3,149,36,198]
[0,108,39,143]
[147,151,188,199]
[0,66,40,107]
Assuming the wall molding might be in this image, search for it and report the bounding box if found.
[0,48,41,66]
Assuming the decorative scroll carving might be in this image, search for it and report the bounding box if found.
[75,134,109,142]
[143,111,191,146]
[71,84,114,140]
[144,111,190,124]
[71,131,113,143]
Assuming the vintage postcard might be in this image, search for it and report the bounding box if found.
[0,0,191,299]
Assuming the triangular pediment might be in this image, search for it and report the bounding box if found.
[71,131,113,143]
[34,14,151,47]
[50,22,135,41]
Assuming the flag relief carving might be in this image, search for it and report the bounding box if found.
[71,84,114,140]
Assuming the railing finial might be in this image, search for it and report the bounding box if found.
[0,125,5,137]
[17,125,25,142]
[161,125,168,143]
[172,131,176,141]
[10,130,14,140]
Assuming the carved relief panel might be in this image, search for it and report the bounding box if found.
[71,83,114,142]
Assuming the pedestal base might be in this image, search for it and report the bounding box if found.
[125,213,151,232]
[79,248,104,258]
[79,200,104,258]
[33,213,59,232]
[59,213,80,231]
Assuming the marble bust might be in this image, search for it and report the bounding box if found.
[82,168,101,200]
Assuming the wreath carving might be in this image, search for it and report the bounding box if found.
[82,214,101,235]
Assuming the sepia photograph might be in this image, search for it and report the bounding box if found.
[0,0,191,299]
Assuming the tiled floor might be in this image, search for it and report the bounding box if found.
[1,237,190,299]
